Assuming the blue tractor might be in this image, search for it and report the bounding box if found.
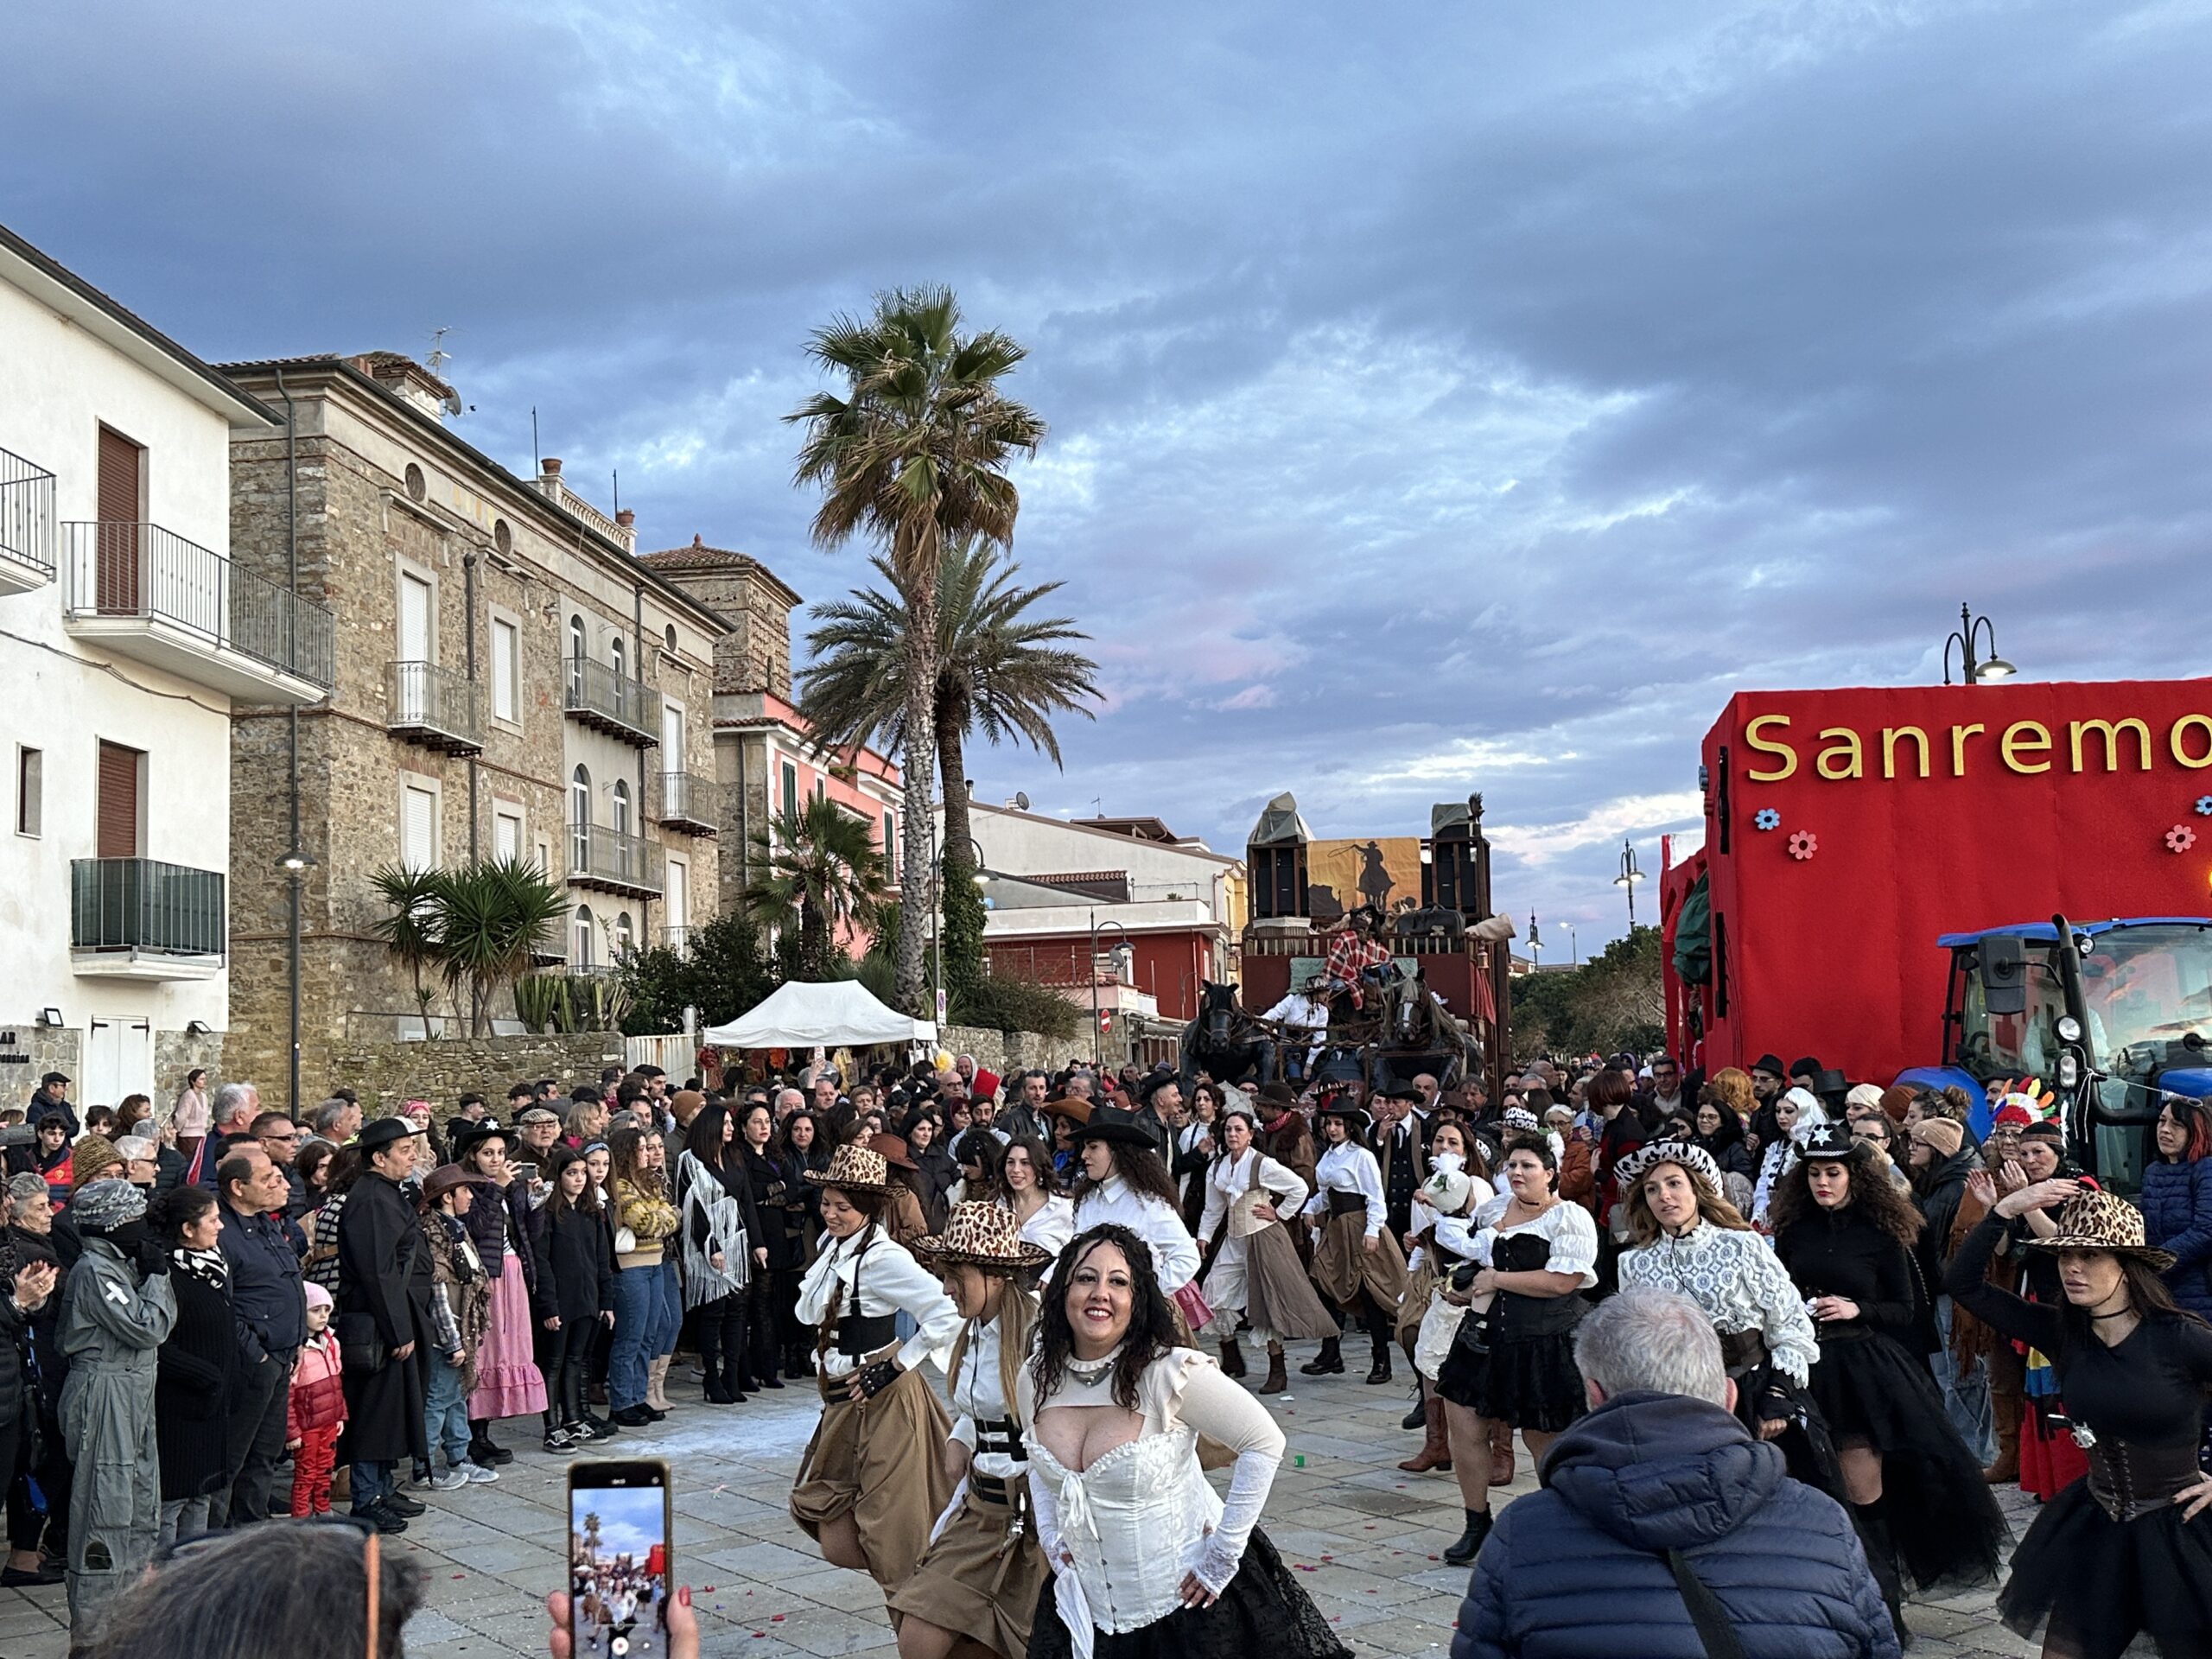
[1892,916,2212,1192]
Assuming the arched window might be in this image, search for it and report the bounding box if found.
[611,636,626,680]
[569,615,586,660]
[614,912,634,957]
[612,779,632,837]
[570,766,591,874]
[572,905,594,968]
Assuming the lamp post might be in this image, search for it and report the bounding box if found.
[1614,838,1643,931]
[1528,910,1541,972]
[930,836,988,1030]
[277,848,315,1118]
[1566,922,1579,966]
[1089,913,1129,1066]
[1941,602,2018,686]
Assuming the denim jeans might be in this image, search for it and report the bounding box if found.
[423,1352,472,1468]
[351,1459,395,1515]
[609,1259,679,1410]
[1931,1294,1995,1465]
[157,1495,212,1550]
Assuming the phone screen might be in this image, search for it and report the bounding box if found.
[568,1459,671,1658]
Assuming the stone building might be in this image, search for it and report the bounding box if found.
[217,353,725,1104]
[0,221,321,1108]
[639,538,901,936]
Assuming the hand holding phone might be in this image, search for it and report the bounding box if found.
[565,1459,675,1658]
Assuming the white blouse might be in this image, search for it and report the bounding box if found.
[1618,1220,1820,1388]
[1020,1349,1285,1654]
[792,1223,962,1378]
[1300,1141,1388,1239]
[1194,1149,1309,1247]
[1007,1193,1077,1263]
[945,1317,1027,1483]
[1470,1193,1600,1289]
[1071,1174,1200,1294]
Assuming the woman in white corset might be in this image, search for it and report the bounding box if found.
[1019,1223,1350,1659]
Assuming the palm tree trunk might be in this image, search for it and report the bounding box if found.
[895,575,939,1020]
[938,690,973,879]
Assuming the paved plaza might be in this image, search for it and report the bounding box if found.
[0,1365,2060,1659]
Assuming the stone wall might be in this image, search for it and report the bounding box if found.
[935,1026,1086,1079]
[0,1024,80,1108]
[324,1031,625,1117]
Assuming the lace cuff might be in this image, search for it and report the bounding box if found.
[1192,1448,1281,1594]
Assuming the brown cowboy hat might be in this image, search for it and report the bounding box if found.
[804,1143,894,1194]
[909,1201,1054,1272]
[868,1133,918,1172]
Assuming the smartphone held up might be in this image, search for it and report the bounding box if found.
[568,1459,672,1658]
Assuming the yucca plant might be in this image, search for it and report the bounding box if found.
[369,864,446,1039]
[435,857,572,1035]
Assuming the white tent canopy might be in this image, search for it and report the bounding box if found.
[701,979,935,1050]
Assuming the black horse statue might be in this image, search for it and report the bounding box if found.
[1178,980,1277,1088]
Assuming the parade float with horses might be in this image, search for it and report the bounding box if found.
[1177,792,1515,1099]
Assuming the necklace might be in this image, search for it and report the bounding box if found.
[1066,1342,1125,1385]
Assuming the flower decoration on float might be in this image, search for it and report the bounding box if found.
[1753,808,1781,831]
[2167,824,2197,854]
[1787,830,1817,861]
[2196,796,2212,817]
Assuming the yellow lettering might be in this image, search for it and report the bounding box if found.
[1744,714,1796,782]
[1949,722,1986,777]
[2002,720,2053,774]
[2173,714,2212,770]
[1881,726,1930,780]
[2069,717,2152,773]
[1815,727,1865,781]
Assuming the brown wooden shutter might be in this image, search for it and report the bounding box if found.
[95,427,143,612]
[97,741,140,859]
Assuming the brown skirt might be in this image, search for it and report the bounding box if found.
[1245,1223,1341,1343]
[1396,1255,1439,1345]
[1311,1211,1408,1311]
[886,1482,1045,1658]
[790,1365,954,1594]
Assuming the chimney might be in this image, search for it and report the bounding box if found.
[613,507,636,551]
[541,457,563,477]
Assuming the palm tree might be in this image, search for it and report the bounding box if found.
[744,796,890,980]
[369,864,444,1038]
[787,286,1046,1014]
[798,539,1101,921]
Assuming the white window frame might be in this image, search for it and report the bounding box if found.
[573,904,595,968]
[489,611,520,725]
[493,804,524,863]
[664,853,689,930]
[399,775,442,870]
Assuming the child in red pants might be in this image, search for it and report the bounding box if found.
[289,1282,348,1516]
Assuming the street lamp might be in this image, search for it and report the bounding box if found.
[1089,912,1129,1066]
[1614,839,1643,930]
[930,836,988,1028]
[1527,911,1541,971]
[1942,602,2017,686]
[277,849,316,1118]
[1565,922,1579,966]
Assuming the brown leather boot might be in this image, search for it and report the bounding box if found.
[1984,1377,2022,1484]
[1256,1349,1288,1395]
[1219,1336,1247,1378]
[1397,1397,1453,1472]
[1489,1419,1516,1486]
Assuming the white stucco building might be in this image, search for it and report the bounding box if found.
[0,221,326,1108]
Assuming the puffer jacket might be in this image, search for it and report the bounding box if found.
[286,1330,348,1438]
[1452,1390,1899,1659]
[2140,1155,2212,1319]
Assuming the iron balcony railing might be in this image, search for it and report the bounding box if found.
[0,447,56,577]
[653,771,718,833]
[71,857,226,959]
[565,821,664,896]
[660,925,691,951]
[563,656,661,745]
[62,521,335,689]
[385,660,484,753]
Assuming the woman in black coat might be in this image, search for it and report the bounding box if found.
[902,1114,959,1235]
[734,1102,791,1390]
[146,1185,234,1547]
[528,1147,615,1450]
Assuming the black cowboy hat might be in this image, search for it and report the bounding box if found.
[1071,1105,1164,1152]
[1807,1068,1851,1103]
[448,1121,510,1166]
[1751,1054,1787,1077]
[1796,1122,1865,1164]
[1314,1097,1371,1132]
[1136,1071,1180,1105]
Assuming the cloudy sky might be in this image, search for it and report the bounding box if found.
[9,1,2210,954]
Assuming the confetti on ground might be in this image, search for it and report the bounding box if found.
[771,1613,785,1621]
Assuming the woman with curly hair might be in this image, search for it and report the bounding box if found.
[1019,1224,1349,1659]
[1772,1123,2007,1642]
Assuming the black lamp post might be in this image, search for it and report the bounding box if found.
[1614,839,1643,930]
[1942,602,2018,686]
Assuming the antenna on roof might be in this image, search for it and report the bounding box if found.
[612,468,620,513]
[426,327,452,377]
[531,407,540,474]
[1014,791,1031,811]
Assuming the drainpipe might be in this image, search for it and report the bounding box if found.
[274,367,302,1120]
[464,549,480,860]
[634,580,650,938]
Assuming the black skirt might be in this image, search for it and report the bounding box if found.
[1807,1331,2007,1590]
[1999,1476,2212,1659]
[1027,1529,1350,1659]
[1435,1326,1586,1433]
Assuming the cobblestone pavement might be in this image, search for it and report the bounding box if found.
[0,1365,2075,1659]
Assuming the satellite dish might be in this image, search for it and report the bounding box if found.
[1014,791,1031,811]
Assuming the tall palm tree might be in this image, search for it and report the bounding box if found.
[798,539,1102,906]
[744,795,890,981]
[787,286,1046,1014]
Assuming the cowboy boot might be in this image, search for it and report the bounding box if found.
[1489,1420,1516,1486]
[1440,1507,1492,1567]
[1396,1397,1452,1473]
[1363,1314,1393,1385]
[1984,1375,2022,1484]
[1218,1336,1248,1379]
[1300,1337,1344,1376]
[1257,1348,1288,1395]
[645,1357,671,1418]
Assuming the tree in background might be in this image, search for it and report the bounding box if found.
[745,796,889,981]
[1509,925,1666,1058]
[612,911,779,1037]
[798,540,1101,995]
[787,287,1046,1016]
[369,856,569,1036]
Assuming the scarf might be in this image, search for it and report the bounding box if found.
[676,1151,748,1310]
[173,1244,229,1290]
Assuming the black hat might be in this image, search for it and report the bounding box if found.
[1136,1071,1180,1105]
[1789,1057,1822,1081]
[40,1071,68,1088]
[358,1116,415,1155]
[449,1122,510,1165]
[1808,1068,1850,1102]
[1072,1105,1164,1151]
[1315,1097,1371,1132]
[1751,1055,1786,1077]
[1796,1122,1862,1163]
[1257,1082,1299,1109]
[1378,1082,1422,1103]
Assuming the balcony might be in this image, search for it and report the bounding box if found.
[659,925,692,951]
[0,447,56,595]
[62,522,334,703]
[653,771,718,836]
[386,660,483,754]
[563,657,661,746]
[70,857,226,979]
[566,823,664,899]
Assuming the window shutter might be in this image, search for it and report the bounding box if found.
[402,785,436,869]
[494,812,520,861]
[97,741,140,859]
[95,428,143,612]
[492,619,518,721]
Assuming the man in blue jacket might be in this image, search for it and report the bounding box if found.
[1452,1287,1899,1659]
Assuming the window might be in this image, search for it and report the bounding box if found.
[16,747,40,837]
[491,617,518,722]
[535,837,551,879]
[612,779,632,836]
[662,702,684,766]
[665,856,689,931]
[614,912,634,956]
[97,741,143,860]
[401,783,438,870]
[493,810,522,861]
[569,615,586,661]
[570,766,591,874]
[404,463,426,504]
[664,624,677,652]
[782,760,798,812]
[882,810,896,882]
[493,518,512,554]
[611,636,626,681]
[573,905,594,968]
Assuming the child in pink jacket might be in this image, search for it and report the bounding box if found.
[288,1282,348,1516]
